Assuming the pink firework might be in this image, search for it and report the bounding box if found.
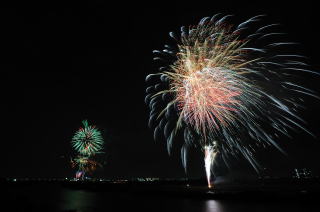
[176,67,242,135]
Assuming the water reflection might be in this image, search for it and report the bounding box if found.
[49,186,318,212]
[204,200,223,212]
[60,189,98,211]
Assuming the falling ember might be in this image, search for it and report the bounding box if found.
[204,144,217,188]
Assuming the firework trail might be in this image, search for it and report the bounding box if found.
[204,143,217,188]
[145,14,318,187]
[71,120,104,179]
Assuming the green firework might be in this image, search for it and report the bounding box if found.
[71,120,104,156]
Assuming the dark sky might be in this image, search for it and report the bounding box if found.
[1,1,320,179]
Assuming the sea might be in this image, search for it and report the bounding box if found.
[3,180,320,212]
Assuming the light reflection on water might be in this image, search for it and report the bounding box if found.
[60,189,98,212]
[204,200,223,212]
[56,188,318,212]
[5,184,319,212]
[58,188,228,212]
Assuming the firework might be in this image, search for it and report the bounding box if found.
[71,156,101,177]
[71,120,104,156]
[204,143,217,188]
[70,120,104,179]
[145,14,318,187]
[75,171,85,180]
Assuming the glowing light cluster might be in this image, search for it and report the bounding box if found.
[71,156,100,174]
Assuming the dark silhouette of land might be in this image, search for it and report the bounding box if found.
[3,177,320,198]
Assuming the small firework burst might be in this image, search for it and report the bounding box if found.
[71,156,101,174]
[146,14,318,187]
[71,120,104,156]
[70,120,105,179]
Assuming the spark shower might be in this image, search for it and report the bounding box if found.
[145,14,318,188]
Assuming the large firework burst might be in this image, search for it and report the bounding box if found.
[71,120,104,156]
[145,14,318,187]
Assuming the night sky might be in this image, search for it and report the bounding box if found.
[1,1,320,179]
